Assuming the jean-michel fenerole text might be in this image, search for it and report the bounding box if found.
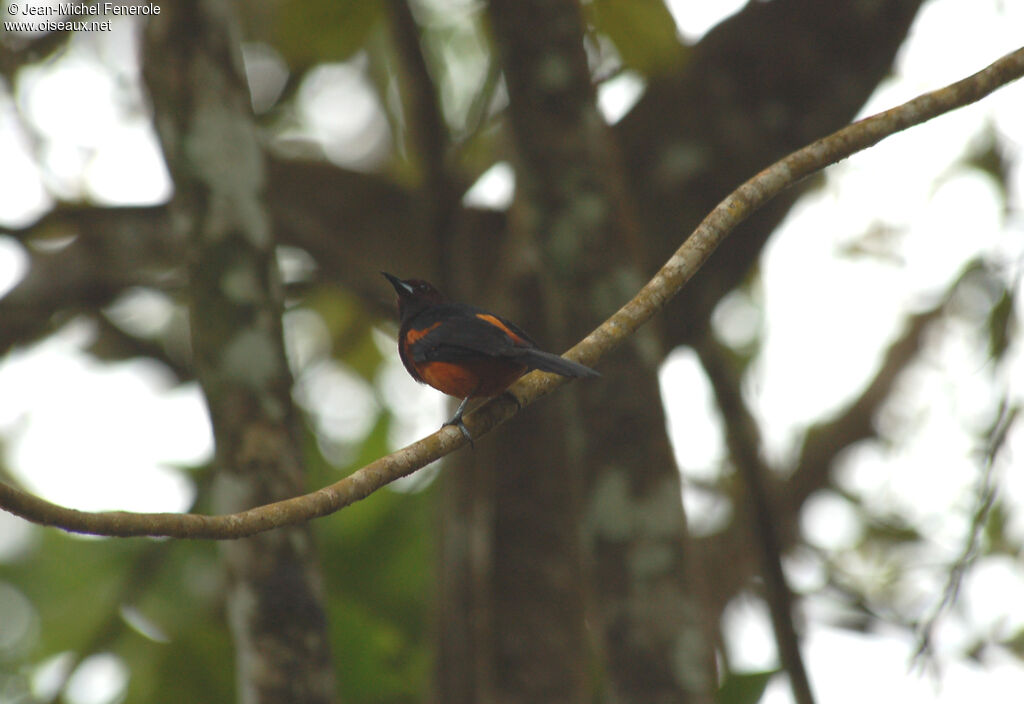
[12,3,160,16]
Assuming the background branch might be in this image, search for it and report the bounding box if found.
[912,400,1019,667]
[695,336,815,704]
[696,287,952,619]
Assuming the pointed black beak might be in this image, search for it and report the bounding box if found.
[381,272,412,296]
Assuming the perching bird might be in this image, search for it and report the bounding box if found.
[382,272,599,443]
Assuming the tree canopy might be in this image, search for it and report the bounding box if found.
[1,1,1023,703]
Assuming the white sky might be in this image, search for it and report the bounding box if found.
[1,1,1024,703]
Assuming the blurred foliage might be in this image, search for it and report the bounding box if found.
[0,279,428,702]
[306,285,387,381]
[716,669,779,704]
[266,0,385,69]
[0,529,235,702]
[317,483,434,703]
[963,128,1012,198]
[983,498,1014,556]
[2,1,1023,703]
[0,445,433,704]
[586,0,689,75]
[987,287,1014,360]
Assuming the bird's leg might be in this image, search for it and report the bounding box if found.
[443,393,475,447]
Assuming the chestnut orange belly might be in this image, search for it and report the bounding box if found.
[417,359,528,398]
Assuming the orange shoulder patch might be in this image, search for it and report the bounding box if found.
[476,314,528,346]
[405,321,442,344]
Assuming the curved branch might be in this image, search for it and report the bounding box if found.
[1,46,1022,539]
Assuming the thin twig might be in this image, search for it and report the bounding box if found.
[1,47,1022,539]
[386,0,462,286]
[911,400,1019,669]
[696,338,816,704]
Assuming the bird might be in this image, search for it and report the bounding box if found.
[382,272,599,444]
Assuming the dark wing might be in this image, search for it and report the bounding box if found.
[410,306,599,378]
[409,309,531,363]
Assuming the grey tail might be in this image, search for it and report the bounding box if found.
[517,348,599,378]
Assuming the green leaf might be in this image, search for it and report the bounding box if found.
[274,0,385,68]
[716,669,779,704]
[987,288,1014,361]
[1001,627,1024,661]
[588,0,688,75]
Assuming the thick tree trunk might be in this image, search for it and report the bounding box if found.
[438,1,715,702]
[143,3,336,702]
